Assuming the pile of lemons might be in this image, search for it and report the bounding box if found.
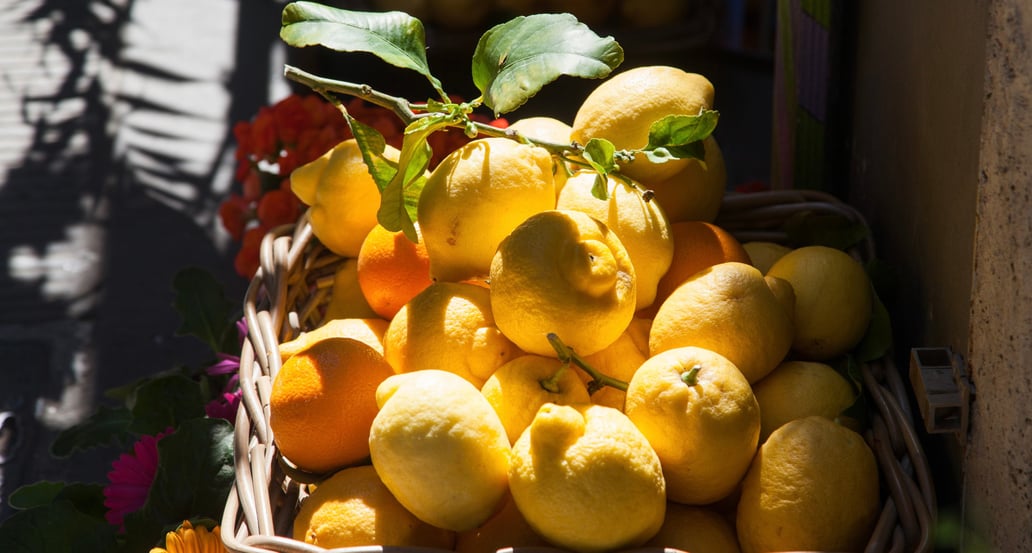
[271,65,882,553]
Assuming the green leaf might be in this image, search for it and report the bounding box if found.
[128,374,205,435]
[280,2,443,95]
[346,114,397,191]
[50,405,132,458]
[854,288,893,363]
[9,482,107,520]
[172,267,237,354]
[836,354,870,432]
[0,500,117,553]
[582,138,617,175]
[472,13,623,115]
[377,116,445,240]
[643,111,719,157]
[139,418,235,527]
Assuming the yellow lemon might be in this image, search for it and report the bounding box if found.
[742,240,792,274]
[571,65,715,183]
[766,245,874,360]
[292,465,455,549]
[417,137,556,282]
[383,281,522,388]
[752,360,857,442]
[480,354,591,444]
[643,135,727,223]
[490,209,636,357]
[649,261,793,383]
[576,329,647,411]
[291,139,398,257]
[557,171,674,310]
[369,370,511,532]
[454,492,550,553]
[736,416,880,553]
[645,503,741,553]
[279,317,388,361]
[320,258,380,322]
[625,346,760,505]
[508,403,666,553]
[508,115,573,145]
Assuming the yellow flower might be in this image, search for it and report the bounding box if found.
[150,520,225,553]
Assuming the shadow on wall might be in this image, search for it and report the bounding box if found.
[0,0,282,520]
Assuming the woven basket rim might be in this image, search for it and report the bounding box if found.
[222,190,937,553]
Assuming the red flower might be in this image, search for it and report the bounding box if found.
[217,194,253,241]
[103,429,173,530]
[234,225,269,278]
[256,188,301,228]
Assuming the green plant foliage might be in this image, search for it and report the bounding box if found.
[471,13,624,115]
[280,2,444,96]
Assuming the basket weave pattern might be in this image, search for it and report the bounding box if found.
[221,190,937,553]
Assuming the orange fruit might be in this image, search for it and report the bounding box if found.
[269,337,396,474]
[357,224,433,320]
[640,221,750,318]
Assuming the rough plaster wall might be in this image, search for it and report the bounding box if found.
[965,1,1032,550]
[846,1,985,523]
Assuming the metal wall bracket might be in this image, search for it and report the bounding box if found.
[909,347,973,441]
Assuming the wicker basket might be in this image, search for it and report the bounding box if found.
[221,189,937,553]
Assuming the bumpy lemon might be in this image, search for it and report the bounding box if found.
[290,139,398,257]
[557,171,674,310]
[644,135,727,223]
[571,65,715,183]
[752,360,857,442]
[369,370,511,532]
[508,403,666,553]
[292,465,455,549]
[417,137,556,282]
[625,346,760,505]
[736,416,880,553]
[649,262,793,383]
[490,209,636,357]
[480,355,590,443]
[383,282,522,388]
[766,245,874,360]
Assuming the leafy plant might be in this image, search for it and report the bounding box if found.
[279,2,719,241]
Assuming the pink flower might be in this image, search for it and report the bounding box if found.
[205,353,240,377]
[205,390,242,422]
[103,429,173,529]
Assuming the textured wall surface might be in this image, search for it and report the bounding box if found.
[965,0,1032,551]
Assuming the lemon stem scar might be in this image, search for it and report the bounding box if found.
[547,332,628,393]
[681,365,702,386]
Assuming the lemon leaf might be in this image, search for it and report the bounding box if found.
[378,116,444,241]
[641,110,719,163]
[854,288,893,363]
[472,13,623,116]
[280,2,444,95]
[346,113,397,191]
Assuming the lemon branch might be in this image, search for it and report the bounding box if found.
[547,333,628,394]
